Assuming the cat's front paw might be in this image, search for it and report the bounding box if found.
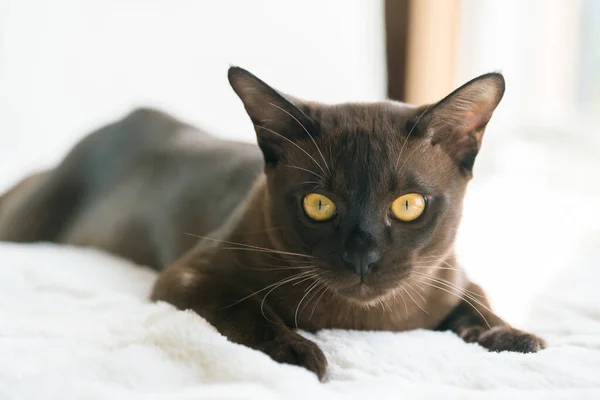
[462,326,546,353]
[257,332,328,381]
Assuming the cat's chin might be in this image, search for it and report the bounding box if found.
[333,281,397,306]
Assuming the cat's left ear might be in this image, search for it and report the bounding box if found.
[417,73,505,173]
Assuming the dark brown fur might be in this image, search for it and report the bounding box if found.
[0,67,545,381]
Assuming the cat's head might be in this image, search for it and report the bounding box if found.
[229,67,504,305]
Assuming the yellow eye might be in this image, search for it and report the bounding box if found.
[391,193,426,222]
[303,193,337,221]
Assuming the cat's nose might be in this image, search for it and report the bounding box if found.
[342,250,380,279]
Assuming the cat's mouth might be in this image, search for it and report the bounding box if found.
[320,264,413,304]
[327,274,406,304]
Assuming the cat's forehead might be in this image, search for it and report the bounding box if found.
[304,101,419,138]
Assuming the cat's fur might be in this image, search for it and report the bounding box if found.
[0,67,545,380]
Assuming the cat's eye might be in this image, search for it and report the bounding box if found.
[391,193,426,222]
[303,193,337,221]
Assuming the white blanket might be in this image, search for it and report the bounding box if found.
[2,129,600,399]
[0,240,599,400]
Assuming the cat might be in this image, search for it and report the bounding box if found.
[0,67,545,381]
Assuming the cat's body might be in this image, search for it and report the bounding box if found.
[0,108,263,268]
[0,68,545,380]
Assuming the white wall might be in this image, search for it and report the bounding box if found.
[457,0,583,129]
[0,0,385,191]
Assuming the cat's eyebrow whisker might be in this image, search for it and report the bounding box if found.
[255,124,327,176]
[415,279,492,329]
[395,104,432,171]
[281,164,325,181]
[183,233,316,259]
[268,102,331,176]
[299,181,321,187]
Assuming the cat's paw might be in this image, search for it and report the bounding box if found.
[257,333,328,381]
[461,326,546,353]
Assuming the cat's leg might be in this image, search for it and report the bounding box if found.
[151,263,328,380]
[436,281,546,353]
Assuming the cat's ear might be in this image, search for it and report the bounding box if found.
[228,67,316,165]
[416,73,505,173]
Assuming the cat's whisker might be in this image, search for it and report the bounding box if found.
[259,272,320,326]
[236,226,284,235]
[398,285,409,319]
[402,285,430,315]
[300,181,321,187]
[248,265,317,272]
[294,276,323,329]
[223,269,317,309]
[281,164,325,181]
[301,279,328,322]
[416,279,492,329]
[412,271,488,300]
[395,104,432,171]
[412,265,463,272]
[255,124,327,176]
[309,283,330,321]
[413,272,492,310]
[183,233,317,260]
[269,102,331,175]
[219,246,317,259]
[405,282,427,304]
[293,272,321,286]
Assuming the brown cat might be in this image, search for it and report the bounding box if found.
[0,67,545,381]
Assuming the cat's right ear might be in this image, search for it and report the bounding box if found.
[228,67,316,165]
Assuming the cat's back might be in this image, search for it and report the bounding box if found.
[0,108,264,268]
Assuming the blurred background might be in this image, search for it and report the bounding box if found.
[1,0,598,325]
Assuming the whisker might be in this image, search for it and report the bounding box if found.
[416,279,491,329]
[269,102,331,175]
[412,271,487,300]
[223,269,317,309]
[183,234,317,259]
[256,124,327,176]
[219,247,316,259]
[405,282,426,304]
[292,273,321,286]
[294,277,323,329]
[259,273,318,326]
[246,265,317,272]
[300,279,327,322]
[309,282,329,321]
[402,285,429,315]
[281,164,325,180]
[395,104,432,170]
[398,286,409,319]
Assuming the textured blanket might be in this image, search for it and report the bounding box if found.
[0,240,599,400]
[1,130,600,399]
